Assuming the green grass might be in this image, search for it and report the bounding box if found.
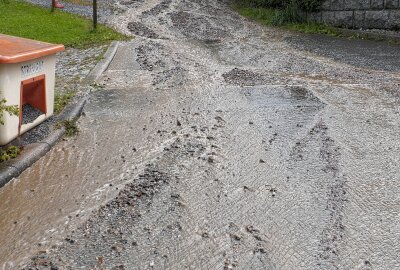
[285,22,340,36]
[0,0,128,48]
[234,5,340,37]
[237,7,276,25]
[0,146,21,163]
[0,98,19,125]
[54,91,76,114]
[56,118,79,136]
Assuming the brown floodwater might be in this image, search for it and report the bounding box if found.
[0,86,182,268]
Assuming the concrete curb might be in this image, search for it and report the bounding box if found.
[0,99,84,188]
[0,41,120,188]
[84,41,119,84]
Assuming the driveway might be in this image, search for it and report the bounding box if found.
[1,0,400,269]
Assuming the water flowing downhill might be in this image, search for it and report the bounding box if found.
[1,0,400,269]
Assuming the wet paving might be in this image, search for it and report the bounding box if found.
[1,0,400,269]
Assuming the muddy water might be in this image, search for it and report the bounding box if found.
[2,0,400,269]
[0,87,186,268]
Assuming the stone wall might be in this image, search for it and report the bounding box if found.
[309,0,400,29]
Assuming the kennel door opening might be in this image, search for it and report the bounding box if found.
[20,75,47,128]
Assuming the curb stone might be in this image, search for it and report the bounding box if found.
[84,41,120,84]
[0,41,120,188]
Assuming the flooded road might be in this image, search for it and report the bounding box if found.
[1,0,400,269]
[0,86,189,267]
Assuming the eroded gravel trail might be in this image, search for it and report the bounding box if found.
[1,0,400,269]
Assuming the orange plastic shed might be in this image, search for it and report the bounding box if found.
[0,34,64,145]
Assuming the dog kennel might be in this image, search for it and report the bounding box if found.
[0,34,64,145]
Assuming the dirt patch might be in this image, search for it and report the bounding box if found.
[288,86,323,103]
[118,0,144,8]
[222,68,267,86]
[135,41,166,71]
[142,0,172,17]
[169,11,228,41]
[152,67,187,89]
[127,21,160,39]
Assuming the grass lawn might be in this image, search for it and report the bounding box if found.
[234,5,341,37]
[0,0,128,48]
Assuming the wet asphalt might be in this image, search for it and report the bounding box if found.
[1,0,400,269]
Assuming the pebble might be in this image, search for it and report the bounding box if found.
[21,104,43,125]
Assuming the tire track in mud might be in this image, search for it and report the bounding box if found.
[290,121,347,269]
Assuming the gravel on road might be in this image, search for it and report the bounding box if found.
[1,0,399,269]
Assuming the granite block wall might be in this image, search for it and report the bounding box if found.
[309,0,400,29]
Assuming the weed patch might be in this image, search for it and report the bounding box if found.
[0,98,19,125]
[56,118,79,137]
[54,91,76,114]
[0,146,21,163]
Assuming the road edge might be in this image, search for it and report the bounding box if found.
[337,28,400,44]
[84,41,119,83]
[0,41,120,188]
